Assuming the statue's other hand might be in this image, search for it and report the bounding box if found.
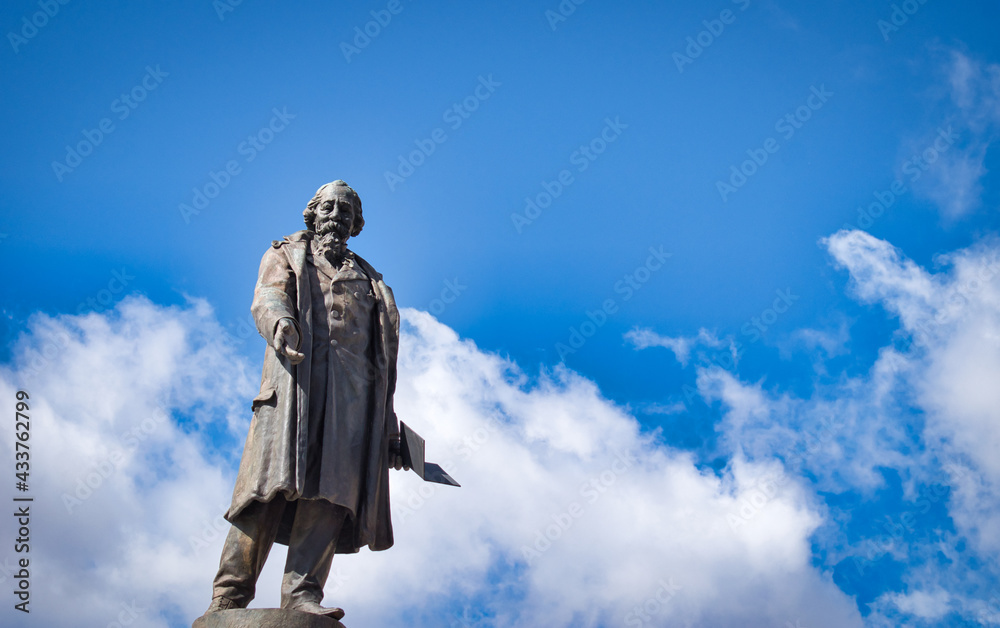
[388,435,409,471]
[273,318,305,365]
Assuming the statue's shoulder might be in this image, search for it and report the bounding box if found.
[269,230,311,250]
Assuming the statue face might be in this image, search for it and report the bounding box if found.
[314,189,356,243]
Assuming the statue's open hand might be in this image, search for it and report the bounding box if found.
[388,435,410,471]
[273,318,305,364]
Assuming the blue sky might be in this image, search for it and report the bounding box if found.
[2,1,1000,627]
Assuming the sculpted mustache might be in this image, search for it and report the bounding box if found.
[317,220,349,236]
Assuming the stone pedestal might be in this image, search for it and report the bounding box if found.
[193,609,346,628]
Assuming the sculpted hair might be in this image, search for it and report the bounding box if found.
[303,180,365,236]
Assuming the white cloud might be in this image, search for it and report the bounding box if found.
[910,49,1000,218]
[881,588,951,620]
[637,400,687,416]
[0,299,862,628]
[825,230,1000,559]
[945,49,1000,130]
[631,229,1000,625]
[789,322,850,358]
[695,359,912,494]
[367,311,860,627]
[625,327,725,366]
[0,297,257,628]
[820,231,1000,623]
[913,143,987,219]
[824,229,942,324]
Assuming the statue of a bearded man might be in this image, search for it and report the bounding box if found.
[202,180,404,623]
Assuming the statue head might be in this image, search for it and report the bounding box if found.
[303,180,365,238]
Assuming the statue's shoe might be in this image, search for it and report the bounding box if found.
[285,600,346,621]
[204,596,244,614]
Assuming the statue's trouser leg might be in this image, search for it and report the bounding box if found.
[281,499,348,608]
[211,497,286,607]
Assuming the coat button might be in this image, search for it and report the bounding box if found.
[330,310,341,320]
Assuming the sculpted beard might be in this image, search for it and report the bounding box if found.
[314,214,350,260]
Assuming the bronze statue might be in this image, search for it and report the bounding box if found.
[201,181,407,624]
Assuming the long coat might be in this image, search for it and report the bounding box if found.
[225,230,400,554]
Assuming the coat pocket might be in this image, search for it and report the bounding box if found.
[251,387,277,411]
